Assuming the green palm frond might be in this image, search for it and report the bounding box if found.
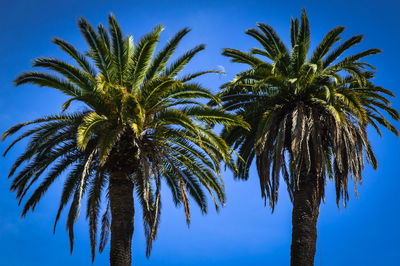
[14,72,81,97]
[323,35,364,68]
[145,27,191,80]
[78,17,112,82]
[223,48,265,66]
[163,44,205,77]
[108,14,126,85]
[52,37,97,79]
[310,26,344,64]
[129,25,164,92]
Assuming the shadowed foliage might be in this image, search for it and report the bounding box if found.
[2,14,248,266]
[216,9,398,265]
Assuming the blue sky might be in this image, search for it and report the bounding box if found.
[1,0,399,265]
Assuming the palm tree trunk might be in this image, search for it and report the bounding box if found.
[290,172,321,266]
[109,171,134,266]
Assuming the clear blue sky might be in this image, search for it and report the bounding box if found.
[1,0,399,265]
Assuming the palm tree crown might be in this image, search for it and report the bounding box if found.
[218,9,399,210]
[2,14,248,263]
[217,9,398,265]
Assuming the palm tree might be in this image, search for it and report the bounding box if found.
[216,9,399,265]
[2,14,248,266]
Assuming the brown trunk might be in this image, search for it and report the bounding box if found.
[290,172,321,266]
[109,171,134,266]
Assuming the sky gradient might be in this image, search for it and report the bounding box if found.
[1,0,399,265]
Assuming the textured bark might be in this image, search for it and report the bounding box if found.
[290,172,321,266]
[109,171,134,266]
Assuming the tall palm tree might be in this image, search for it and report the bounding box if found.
[216,9,399,265]
[2,14,248,266]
